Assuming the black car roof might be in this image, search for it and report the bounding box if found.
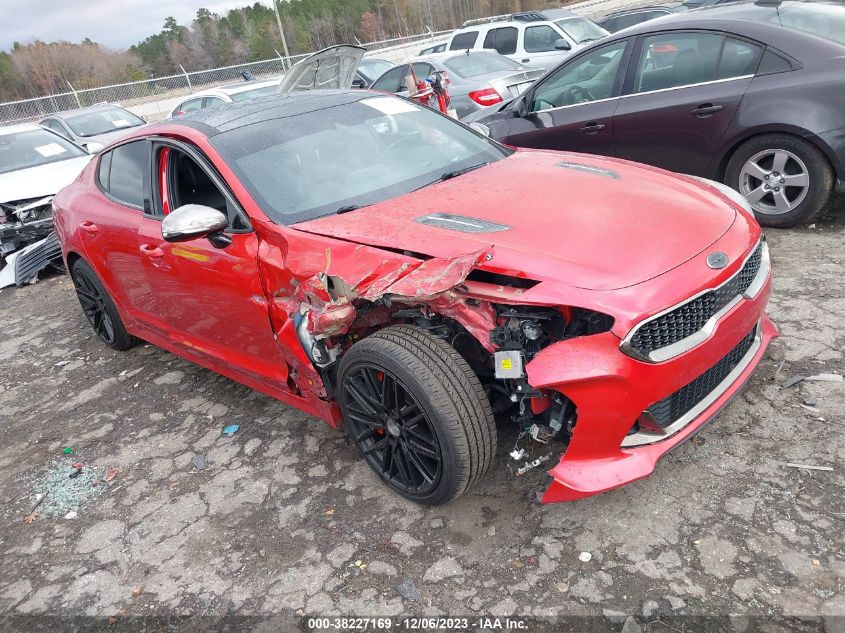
[605,0,845,55]
[170,90,370,136]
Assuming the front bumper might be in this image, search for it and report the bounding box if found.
[526,263,775,503]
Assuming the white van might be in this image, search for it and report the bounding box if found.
[446,9,609,71]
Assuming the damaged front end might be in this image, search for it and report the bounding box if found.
[0,196,62,287]
[260,235,617,499]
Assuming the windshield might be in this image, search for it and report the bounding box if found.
[212,95,510,225]
[0,128,87,175]
[64,107,145,137]
[555,17,608,43]
[443,52,522,78]
[766,2,845,44]
[230,85,279,102]
[358,59,393,83]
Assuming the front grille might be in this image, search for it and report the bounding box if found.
[629,242,763,357]
[647,327,757,428]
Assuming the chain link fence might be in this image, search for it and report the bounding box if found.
[0,30,452,125]
[0,0,650,126]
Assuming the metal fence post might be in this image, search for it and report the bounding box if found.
[274,49,288,72]
[66,81,82,108]
[179,65,193,91]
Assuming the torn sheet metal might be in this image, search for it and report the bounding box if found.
[285,246,494,340]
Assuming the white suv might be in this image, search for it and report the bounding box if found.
[446,9,609,71]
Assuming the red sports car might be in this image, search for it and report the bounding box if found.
[53,90,776,505]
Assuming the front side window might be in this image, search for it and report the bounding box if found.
[450,30,479,50]
[371,66,408,93]
[524,25,563,53]
[531,41,627,111]
[483,27,518,55]
[211,95,510,225]
[101,140,147,208]
[177,99,203,115]
[203,96,227,108]
[63,107,145,138]
[0,127,86,175]
[157,147,248,230]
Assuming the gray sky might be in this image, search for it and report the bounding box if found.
[1,0,250,51]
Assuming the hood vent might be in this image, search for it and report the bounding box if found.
[414,212,511,233]
[556,161,620,180]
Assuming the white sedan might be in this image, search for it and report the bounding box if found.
[0,124,92,286]
[168,78,280,118]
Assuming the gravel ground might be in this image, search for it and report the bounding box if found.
[0,202,842,632]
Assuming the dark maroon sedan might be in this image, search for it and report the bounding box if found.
[466,0,845,227]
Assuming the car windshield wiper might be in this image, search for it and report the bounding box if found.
[335,204,368,214]
[414,162,490,192]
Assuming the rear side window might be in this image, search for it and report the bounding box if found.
[371,66,408,93]
[757,49,793,75]
[99,140,148,209]
[524,25,562,53]
[636,32,723,92]
[483,27,518,55]
[717,38,762,79]
[451,30,479,50]
[635,32,761,93]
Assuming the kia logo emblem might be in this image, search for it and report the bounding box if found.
[707,252,729,269]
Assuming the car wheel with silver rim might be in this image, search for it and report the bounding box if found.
[725,134,834,228]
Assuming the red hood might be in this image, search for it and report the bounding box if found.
[293,151,737,291]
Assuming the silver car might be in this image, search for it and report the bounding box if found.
[40,104,146,152]
[369,51,545,119]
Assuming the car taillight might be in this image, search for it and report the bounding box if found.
[468,88,503,106]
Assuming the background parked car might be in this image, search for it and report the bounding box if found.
[0,124,91,286]
[596,4,681,33]
[464,0,845,227]
[353,57,394,88]
[446,9,608,70]
[40,104,146,152]
[370,51,545,119]
[168,78,280,117]
[418,42,447,56]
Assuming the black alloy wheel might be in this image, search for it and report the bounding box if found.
[343,364,443,496]
[71,259,135,350]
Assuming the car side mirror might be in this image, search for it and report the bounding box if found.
[515,95,530,118]
[352,77,367,89]
[554,39,572,51]
[161,204,228,245]
[85,142,105,154]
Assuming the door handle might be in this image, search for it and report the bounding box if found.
[79,221,99,234]
[139,244,164,259]
[522,58,531,63]
[581,122,606,134]
[691,104,723,117]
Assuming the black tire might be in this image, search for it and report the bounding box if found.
[725,134,834,228]
[71,259,135,350]
[337,325,496,505]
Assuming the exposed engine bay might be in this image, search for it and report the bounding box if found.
[285,252,614,460]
